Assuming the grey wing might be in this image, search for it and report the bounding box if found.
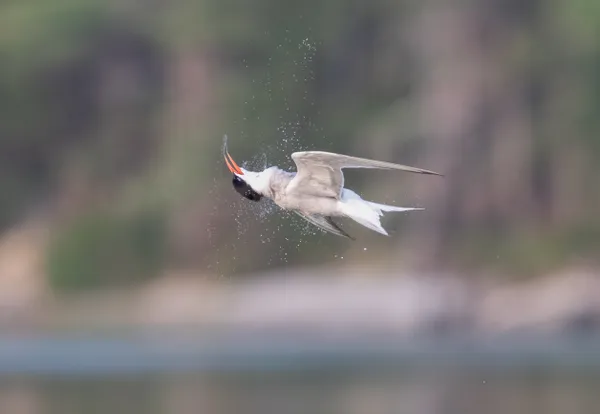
[295,212,355,240]
[287,152,346,199]
[288,151,442,199]
[293,151,442,175]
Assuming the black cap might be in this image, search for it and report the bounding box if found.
[232,176,262,202]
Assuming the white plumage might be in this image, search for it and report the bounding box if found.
[224,137,441,239]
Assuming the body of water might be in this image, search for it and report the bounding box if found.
[0,333,598,414]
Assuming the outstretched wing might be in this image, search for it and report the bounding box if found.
[287,151,441,199]
[295,212,355,240]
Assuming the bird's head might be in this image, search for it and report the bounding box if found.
[224,149,272,202]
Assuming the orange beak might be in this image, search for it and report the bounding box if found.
[224,150,243,175]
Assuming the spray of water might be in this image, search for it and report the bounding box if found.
[208,36,352,275]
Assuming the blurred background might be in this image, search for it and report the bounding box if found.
[1,0,600,413]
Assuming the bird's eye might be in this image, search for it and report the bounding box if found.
[232,176,262,202]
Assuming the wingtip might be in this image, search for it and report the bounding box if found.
[421,170,444,177]
[338,228,355,240]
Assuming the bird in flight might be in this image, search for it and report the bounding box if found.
[224,136,441,239]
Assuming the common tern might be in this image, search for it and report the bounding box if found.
[224,137,441,239]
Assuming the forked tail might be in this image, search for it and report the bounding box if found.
[339,189,422,236]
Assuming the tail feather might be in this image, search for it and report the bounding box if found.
[367,201,423,214]
[339,189,422,236]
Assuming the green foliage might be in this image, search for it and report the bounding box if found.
[0,0,113,225]
[2,0,600,281]
[0,0,112,79]
[46,210,167,291]
[456,222,600,278]
[0,0,163,230]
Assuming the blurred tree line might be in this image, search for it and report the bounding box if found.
[0,0,599,290]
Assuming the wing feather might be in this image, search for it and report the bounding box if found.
[293,151,442,175]
[287,151,441,199]
[295,212,355,240]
